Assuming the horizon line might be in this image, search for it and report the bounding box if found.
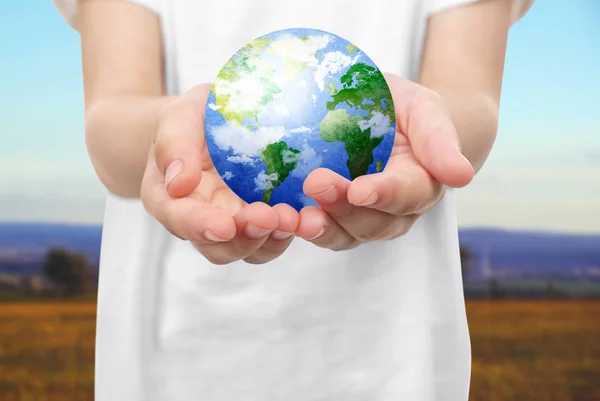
[0,220,598,237]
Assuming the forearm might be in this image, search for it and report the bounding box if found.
[77,0,170,198]
[84,95,173,198]
[432,87,499,174]
[418,0,510,174]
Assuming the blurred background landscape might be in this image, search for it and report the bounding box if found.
[1,1,599,400]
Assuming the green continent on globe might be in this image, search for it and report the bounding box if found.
[326,62,395,120]
[260,141,301,204]
[319,109,384,179]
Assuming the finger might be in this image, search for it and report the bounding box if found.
[303,168,418,242]
[385,75,473,188]
[297,206,359,251]
[269,203,299,241]
[243,203,299,264]
[154,87,210,198]
[303,168,388,239]
[198,202,278,265]
[347,156,445,216]
[141,159,236,244]
[302,168,354,218]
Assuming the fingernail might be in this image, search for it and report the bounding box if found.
[165,159,183,189]
[308,227,326,241]
[453,143,472,166]
[442,141,472,169]
[356,192,378,206]
[245,223,272,239]
[203,230,228,242]
[271,230,294,241]
[460,153,474,172]
[314,186,337,203]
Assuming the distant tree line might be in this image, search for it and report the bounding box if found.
[459,244,472,279]
[43,248,93,297]
[457,244,585,299]
[2,243,595,301]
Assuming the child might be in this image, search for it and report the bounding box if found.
[53,0,533,400]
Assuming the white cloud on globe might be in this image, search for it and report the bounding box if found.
[255,171,279,192]
[297,193,318,208]
[282,149,301,164]
[256,125,288,147]
[256,66,317,127]
[269,34,331,68]
[289,127,313,134]
[291,144,323,179]
[272,104,291,116]
[358,111,393,138]
[314,51,361,91]
[213,74,266,119]
[210,122,287,157]
[227,155,256,165]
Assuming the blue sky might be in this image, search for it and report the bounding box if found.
[0,0,598,232]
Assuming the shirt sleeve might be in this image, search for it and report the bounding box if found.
[51,0,161,30]
[428,0,535,25]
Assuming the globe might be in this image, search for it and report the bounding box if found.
[205,28,395,211]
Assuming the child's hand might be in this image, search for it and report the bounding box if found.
[296,74,474,250]
[140,85,299,265]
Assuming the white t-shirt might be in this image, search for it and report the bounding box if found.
[53,1,532,400]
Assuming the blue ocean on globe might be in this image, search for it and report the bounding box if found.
[204,28,395,211]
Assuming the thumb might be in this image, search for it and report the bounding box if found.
[154,87,210,198]
[386,75,473,188]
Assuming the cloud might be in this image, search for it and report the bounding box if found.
[291,144,323,179]
[358,111,392,137]
[221,171,234,181]
[289,126,313,134]
[213,33,332,129]
[273,104,290,116]
[269,34,331,69]
[208,103,218,111]
[297,193,318,208]
[256,66,318,127]
[314,51,360,91]
[226,154,256,165]
[209,122,287,157]
[213,73,266,120]
[254,171,279,192]
[282,149,301,164]
[255,125,288,148]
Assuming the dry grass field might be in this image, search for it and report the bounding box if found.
[1,300,598,401]
[0,301,96,401]
[467,300,600,401]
